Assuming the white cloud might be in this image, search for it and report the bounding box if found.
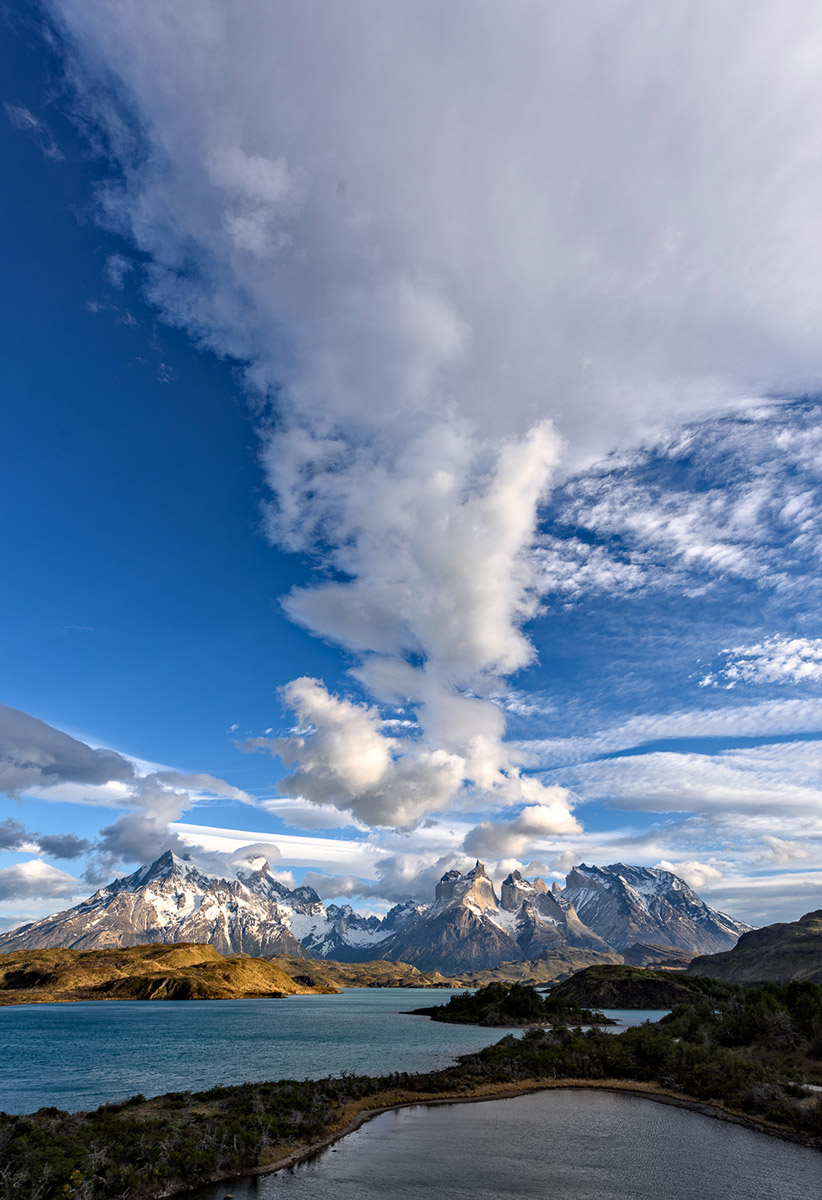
[702,635,822,687]
[103,252,132,288]
[0,859,80,901]
[244,676,580,832]
[757,836,811,867]
[0,702,135,796]
[691,869,822,926]
[654,859,724,891]
[52,1,822,459]
[92,769,257,871]
[245,677,465,828]
[524,697,822,767]
[5,103,62,160]
[258,798,367,832]
[45,0,822,839]
[171,821,383,877]
[463,798,582,859]
[533,402,822,606]
[560,740,822,818]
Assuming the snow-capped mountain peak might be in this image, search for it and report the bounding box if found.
[0,853,750,968]
[561,863,750,953]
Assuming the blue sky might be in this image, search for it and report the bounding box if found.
[2,2,822,931]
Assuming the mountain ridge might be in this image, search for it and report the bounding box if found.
[688,908,822,983]
[0,851,751,972]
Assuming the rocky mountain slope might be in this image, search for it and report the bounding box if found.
[0,943,334,1004]
[0,852,750,972]
[449,945,622,987]
[688,908,822,983]
[562,862,750,954]
[0,851,390,960]
[374,862,613,972]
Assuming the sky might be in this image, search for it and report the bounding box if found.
[1,1,822,932]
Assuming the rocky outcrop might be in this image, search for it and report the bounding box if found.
[378,862,520,972]
[688,909,822,983]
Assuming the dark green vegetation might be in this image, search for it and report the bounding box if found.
[689,909,822,984]
[410,981,614,1026]
[550,964,738,1009]
[2,980,821,1199]
[0,945,335,1004]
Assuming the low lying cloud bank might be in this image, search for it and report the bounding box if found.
[0,859,81,902]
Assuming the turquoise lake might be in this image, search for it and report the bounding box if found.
[0,989,666,1114]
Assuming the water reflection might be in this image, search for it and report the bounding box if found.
[195,1089,818,1200]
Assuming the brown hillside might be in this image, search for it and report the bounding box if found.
[688,909,822,984]
[0,943,337,1004]
[272,955,458,989]
[451,946,622,987]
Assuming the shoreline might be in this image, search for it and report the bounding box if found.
[176,1077,822,1199]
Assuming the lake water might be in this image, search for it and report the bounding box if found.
[0,990,665,1115]
[191,1089,821,1200]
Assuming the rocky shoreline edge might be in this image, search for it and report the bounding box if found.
[177,1078,822,1200]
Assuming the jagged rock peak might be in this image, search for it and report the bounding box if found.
[131,850,208,888]
[499,870,550,914]
[434,861,498,911]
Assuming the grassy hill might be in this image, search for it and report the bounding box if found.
[0,944,337,1003]
[410,981,613,1026]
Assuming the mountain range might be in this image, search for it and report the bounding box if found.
[0,851,750,973]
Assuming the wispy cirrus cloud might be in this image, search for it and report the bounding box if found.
[5,102,63,161]
[536,401,822,606]
[556,739,822,818]
[522,697,822,768]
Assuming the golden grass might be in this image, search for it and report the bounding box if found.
[0,943,337,1002]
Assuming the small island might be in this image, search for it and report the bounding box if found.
[409,980,614,1026]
